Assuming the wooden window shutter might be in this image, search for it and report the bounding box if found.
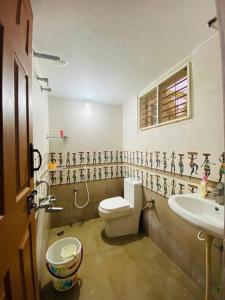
[139,87,157,129]
[158,67,188,123]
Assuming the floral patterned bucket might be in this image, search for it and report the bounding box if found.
[46,237,83,291]
[52,272,79,292]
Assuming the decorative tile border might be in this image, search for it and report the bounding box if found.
[122,150,224,182]
[49,150,123,167]
[123,164,199,198]
[49,164,124,185]
[45,150,224,199]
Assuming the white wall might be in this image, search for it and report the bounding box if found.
[32,58,50,287]
[48,97,123,152]
[32,61,49,156]
[123,34,224,182]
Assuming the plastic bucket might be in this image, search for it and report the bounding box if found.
[52,272,79,292]
[46,237,83,291]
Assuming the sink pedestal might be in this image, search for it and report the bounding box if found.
[205,234,213,300]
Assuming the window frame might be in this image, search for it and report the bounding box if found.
[138,61,192,131]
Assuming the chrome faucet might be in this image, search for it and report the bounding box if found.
[36,179,63,212]
[37,195,63,212]
[208,182,224,205]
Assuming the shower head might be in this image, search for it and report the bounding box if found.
[33,50,67,66]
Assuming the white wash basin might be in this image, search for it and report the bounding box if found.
[168,193,224,239]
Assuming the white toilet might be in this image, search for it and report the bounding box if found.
[98,178,143,237]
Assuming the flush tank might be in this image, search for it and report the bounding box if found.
[124,178,142,208]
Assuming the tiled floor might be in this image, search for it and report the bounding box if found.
[41,218,203,300]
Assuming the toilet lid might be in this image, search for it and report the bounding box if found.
[100,197,130,212]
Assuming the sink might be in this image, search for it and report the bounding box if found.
[168,193,224,239]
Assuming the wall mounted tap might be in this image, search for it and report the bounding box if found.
[38,195,56,208]
[37,195,63,212]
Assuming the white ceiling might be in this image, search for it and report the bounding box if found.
[31,0,216,105]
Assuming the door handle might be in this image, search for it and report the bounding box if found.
[30,143,42,177]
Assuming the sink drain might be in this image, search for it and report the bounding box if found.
[56,230,65,237]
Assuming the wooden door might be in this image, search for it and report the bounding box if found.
[0,0,39,299]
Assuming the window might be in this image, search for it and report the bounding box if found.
[139,87,157,128]
[139,64,191,130]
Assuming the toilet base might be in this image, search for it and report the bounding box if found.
[104,214,140,238]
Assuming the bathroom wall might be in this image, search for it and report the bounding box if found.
[123,34,224,182]
[48,97,123,226]
[48,96,122,153]
[51,178,123,227]
[123,33,224,295]
[32,58,50,288]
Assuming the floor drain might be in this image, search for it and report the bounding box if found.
[57,230,65,237]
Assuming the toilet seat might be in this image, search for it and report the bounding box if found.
[98,196,132,220]
[99,196,130,212]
